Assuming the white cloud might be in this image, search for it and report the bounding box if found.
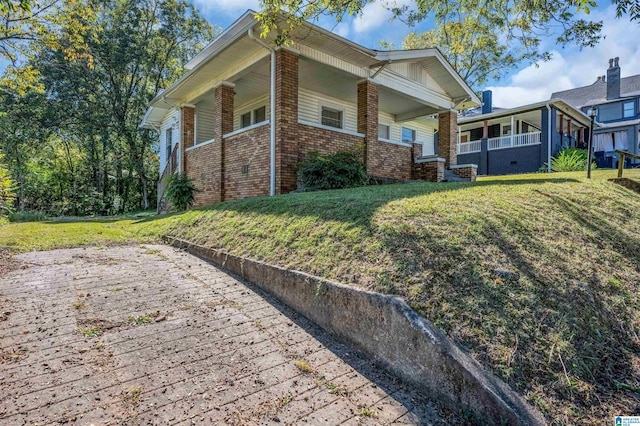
[352,3,395,34]
[333,22,351,38]
[192,0,259,14]
[486,4,640,108]
[486,53,575,107]
[352,0,414,35]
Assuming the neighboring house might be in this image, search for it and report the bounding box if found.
[140,10,480,210]
[457,91,594,175]
[551,57,640,168]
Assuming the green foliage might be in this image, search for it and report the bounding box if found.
[0,0,217,216]
[0,154,16,217]
[551,148,596,172]
[257,0,608,79]
[297,149,367,191]
[165,174,198,211]
[8,210,47,222]
[401,19,543,90]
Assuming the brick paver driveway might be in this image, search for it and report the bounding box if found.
[0,245,448,425]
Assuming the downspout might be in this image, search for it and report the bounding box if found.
[545,103,552,173]
[248,28,276,196]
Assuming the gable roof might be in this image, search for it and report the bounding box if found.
[141,10,480,129]
[550,75,640,109]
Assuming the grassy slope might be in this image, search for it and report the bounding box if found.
[1,169,639,424]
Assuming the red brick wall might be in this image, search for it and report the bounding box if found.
[185,142,222,207]
[180,106,195,173]
[438,110,457,167]
[413,161,444,182]
[214,83,234,201]
[224,124,271,200]
[275,49,299,194]
[367,140,413,180]
[297,123,364,163]
[453,166,477,181]
[357,80,378,168]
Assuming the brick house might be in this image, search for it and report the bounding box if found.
[140,10,480,210]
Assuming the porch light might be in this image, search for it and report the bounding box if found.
[587,106,596,179]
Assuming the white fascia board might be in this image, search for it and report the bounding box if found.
[295,20,377,58]
[374,49,439,63]
[139,107,154,129]
[185,10,258,70]
[374,49,481,106]
[147,12,258,108]
[140,105,170,129]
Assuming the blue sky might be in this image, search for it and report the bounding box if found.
[194,0,640,108]
[2,1,637,108]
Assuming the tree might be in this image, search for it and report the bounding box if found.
[399,17,542,90]
[256,0,640,71]
[0,0,218,214]
[0,154,16,217]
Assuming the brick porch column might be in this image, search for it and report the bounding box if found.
[275,48,299,194]
[213,81,235,202]
[357,79,378,171]
[180,105,195,175]
[438,109,458,167]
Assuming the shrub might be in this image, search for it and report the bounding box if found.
[551,148,596,172]
[165,173,198,211]
[0,155,16,218]
[9,211,47,222]
[297,149,367,191]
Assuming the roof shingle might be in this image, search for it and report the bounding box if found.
[550,75,640,108]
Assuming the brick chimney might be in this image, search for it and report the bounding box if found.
[607,57,620,100]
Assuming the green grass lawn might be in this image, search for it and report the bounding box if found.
[2,169,639,424]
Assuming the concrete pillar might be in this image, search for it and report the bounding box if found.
[274,48,299,194]
[357,79,379,169]
[438,110,458,167]
[213,82,234,201]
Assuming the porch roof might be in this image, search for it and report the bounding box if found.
[140,10,480,129]
[458,100,599,129]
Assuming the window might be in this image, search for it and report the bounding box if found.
[254,106,266,123]
[321,107,343,129]
[241,112,252,128]
[240,106,267,128]
[401,127,416,143]
[165,128,172,161]
[378,124,390,139]
[624,101,635,118]
[502,125,512,136]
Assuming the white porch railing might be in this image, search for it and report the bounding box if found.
[488,131,541,150]
[457,140,482,154]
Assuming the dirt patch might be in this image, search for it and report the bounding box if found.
[609,177,640,194]
[0,248,18,277]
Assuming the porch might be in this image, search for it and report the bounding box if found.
[456,102,592,175]
[457,131,542,154]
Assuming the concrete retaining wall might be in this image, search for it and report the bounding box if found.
[165,237,545,426]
